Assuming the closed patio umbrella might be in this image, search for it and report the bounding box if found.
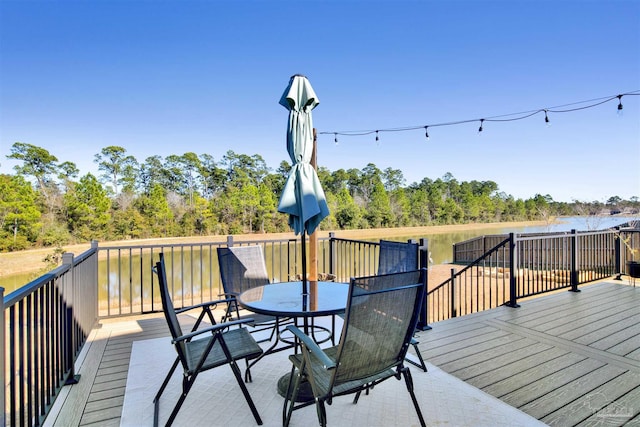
[277,74,329,294]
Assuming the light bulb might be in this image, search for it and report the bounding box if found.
[617,95,624,117]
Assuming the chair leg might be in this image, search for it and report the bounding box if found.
[316,399,327,427]
[406,340,428,372]
[283,366,301,427]
[164,374,197,427]
[229,359,263,425]
[245,335,281,382]
[153,357,181,427]
[244,358,253,383]
[402,368,426,427]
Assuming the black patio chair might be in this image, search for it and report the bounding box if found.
[153,253,264,427]
[377,239,428,372]
[217,245,292,342]
[282,269,428,427]
[218,245,296,379]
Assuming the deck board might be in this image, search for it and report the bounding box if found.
[416,281,640,426]
[519,364,627,419]
[47,280,640,427]
[563,310,640,343]
[480,350,585,393]
[452,343,559,383]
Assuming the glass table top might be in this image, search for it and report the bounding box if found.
[237,281,349,317]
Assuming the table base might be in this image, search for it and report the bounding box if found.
[277,371,315,403]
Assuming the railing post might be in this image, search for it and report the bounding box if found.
[226,235,234,247]
[570,229,581,292]
[450,268,457,318]
[416,238,431,331]
[614,227,623,280]
[505,233,520,308]
[62,253,80,385]
[328,232,335,276]
[0,287,5,427]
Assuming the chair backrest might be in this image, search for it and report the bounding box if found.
[155,253,188,365]
[377,240,419,275]
[217,246,270,296]
[331,269,426,387]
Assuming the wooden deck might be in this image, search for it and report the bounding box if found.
[45,280,640,426]
[420,280,640,426]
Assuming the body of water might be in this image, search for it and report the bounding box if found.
[2,216,637,293]
[378,216,639,265]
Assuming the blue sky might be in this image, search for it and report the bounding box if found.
[1,0,639,203]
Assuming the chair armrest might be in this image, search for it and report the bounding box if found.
[173,318,255,343]
[174,297,235,314]
[218,292,239,300]
[286,325,336,370]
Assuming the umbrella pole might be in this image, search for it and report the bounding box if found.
[301,230,308,295]
[309,128,318,282]
[301,230,309,336]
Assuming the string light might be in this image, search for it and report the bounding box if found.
[617,95,624,116]
[317,91,639,142]
[334,133,338,145]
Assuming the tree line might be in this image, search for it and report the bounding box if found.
[1,142,637,252]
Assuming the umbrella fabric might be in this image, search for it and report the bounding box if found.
[277,75,329,235]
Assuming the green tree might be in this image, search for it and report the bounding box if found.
[389,188,410,226]
[138,155,165,194]
[135,184,174,235]
[7,142,60,214]
[322,168,348,194]
[333,187,361,229]
[0,174,42,250]
[110,207,146,240]
[408,186,431,225]
[179,152,202,206]
[382,167,405,192]
[437,198,464,224]
[256,183,280,233]
[64,173,112,240]
[198,154,226,199]
[365,180,393,228]
[161,155,187,194]
[222,151,270,186]
[94,146,138,195]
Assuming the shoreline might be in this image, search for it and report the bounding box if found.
[0,220,549,277]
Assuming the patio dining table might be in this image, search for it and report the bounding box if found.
[237,280,349,400]
[237,280,348,319]
[237,280,348,346]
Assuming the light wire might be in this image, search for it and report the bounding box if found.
[318,91,640,139]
